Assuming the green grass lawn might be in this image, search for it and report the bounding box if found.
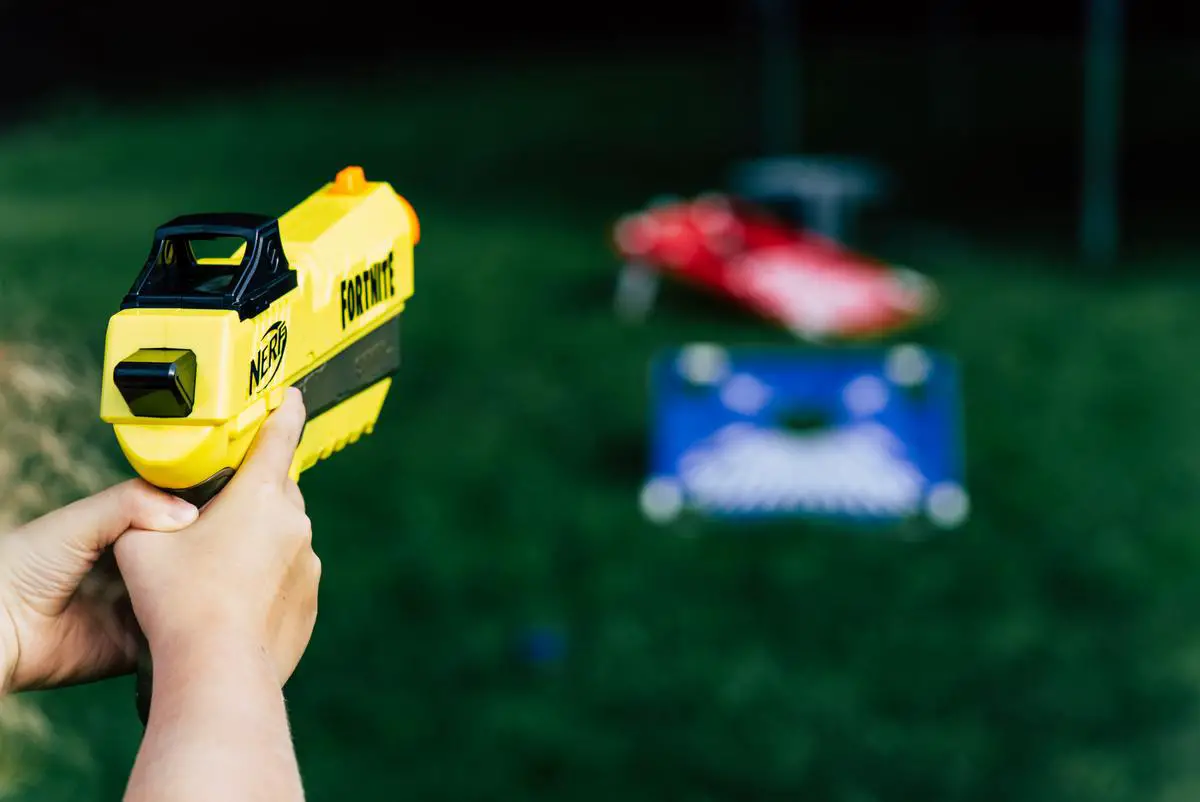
[5,44,1200,802]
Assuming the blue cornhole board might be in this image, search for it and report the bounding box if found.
[642,343,967,528]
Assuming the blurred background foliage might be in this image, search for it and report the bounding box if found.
[2,3,1200,800]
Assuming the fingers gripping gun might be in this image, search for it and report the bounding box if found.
[99,166,418,723]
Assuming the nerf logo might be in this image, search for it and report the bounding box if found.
[249,320,288,397]
[341,251,395,329]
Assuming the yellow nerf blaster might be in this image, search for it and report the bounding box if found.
[99,166,417,721]
[101,165,417,503]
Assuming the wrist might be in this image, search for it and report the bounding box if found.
[146,627,283,727]
[152,624,275,683]
[130,622,301,800]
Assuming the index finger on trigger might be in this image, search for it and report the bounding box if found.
[236,387,306,486]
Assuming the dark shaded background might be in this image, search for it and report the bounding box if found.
[5,2,1200,801]
[1,1,1193,92]
[3,0,1195,242]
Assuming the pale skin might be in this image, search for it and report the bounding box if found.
[0,387,318,801]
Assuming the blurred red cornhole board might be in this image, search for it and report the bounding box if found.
[612,194,939,341]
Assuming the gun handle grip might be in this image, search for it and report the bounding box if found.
[170,468,236,509]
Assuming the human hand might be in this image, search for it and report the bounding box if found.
[0,479,199,694]
[115,388,320,686]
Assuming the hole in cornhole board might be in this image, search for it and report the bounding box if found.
[777,407,833,434]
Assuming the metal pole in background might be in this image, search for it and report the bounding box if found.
[1081,0,1122,268]
[758,0,799,156]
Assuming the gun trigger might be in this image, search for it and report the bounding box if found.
[267,386,286,411]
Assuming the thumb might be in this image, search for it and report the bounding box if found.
[235,387,306,487]
[12,479,198,577]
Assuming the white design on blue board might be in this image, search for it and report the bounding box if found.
[676,421,927,517]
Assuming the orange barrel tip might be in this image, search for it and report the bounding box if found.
[398,195,420,244]
[328,165,419,243]
[331,165,366,194]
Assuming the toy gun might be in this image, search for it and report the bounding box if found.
[99,166,418,723]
